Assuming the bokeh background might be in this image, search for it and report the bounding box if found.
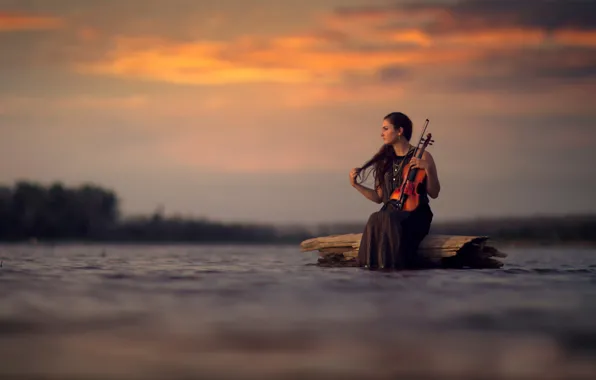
[2,3,596,380]
[2,0,595,227]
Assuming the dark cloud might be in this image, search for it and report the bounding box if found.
[332,2,596,92]
[534,64,596,80]
[438,0,596,31]
[445,46,596,94]
[336,0,596,33]
[377,65,410,82]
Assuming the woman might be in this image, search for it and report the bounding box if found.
[349,112,441,270]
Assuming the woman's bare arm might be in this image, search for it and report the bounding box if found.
[353,183,383,204]
[350,168,383,204]
[422,151,440,199]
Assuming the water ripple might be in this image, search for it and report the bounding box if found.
[0,244,595,379]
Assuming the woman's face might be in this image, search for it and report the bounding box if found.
[381,119,401,144]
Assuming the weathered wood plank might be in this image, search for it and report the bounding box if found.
[301,233,507,269]
[300,233,363,251]
[319,247,358,254]
[301,233,496,259]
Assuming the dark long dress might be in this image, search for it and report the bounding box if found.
[356,151,434,270]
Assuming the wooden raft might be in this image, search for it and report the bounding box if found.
[300,233,507,268]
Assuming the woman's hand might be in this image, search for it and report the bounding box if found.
[349,168,360,187]
[409,157,432,171]
[350,168,382,203]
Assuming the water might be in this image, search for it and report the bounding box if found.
[1,243,596,380]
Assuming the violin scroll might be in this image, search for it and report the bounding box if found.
[414,133,434,159]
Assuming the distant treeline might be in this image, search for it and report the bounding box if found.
[0,181,308,243]
[311,215,596,245]
[1,181,595,245]
[431,215,596,245]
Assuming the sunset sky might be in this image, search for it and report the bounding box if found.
[1,0,595,224]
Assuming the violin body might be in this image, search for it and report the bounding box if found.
[388,122,434,212]
[389,166,427,212]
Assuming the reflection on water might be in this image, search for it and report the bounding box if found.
[1,244,596,379]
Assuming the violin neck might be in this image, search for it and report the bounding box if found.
[407,144,428,181]
[415,147,426,159]
[413,142,427,159]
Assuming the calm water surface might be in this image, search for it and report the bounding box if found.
[1,243,596,379]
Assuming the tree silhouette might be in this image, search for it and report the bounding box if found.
[0,181,594,244]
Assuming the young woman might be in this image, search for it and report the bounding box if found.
[349,112,441,270]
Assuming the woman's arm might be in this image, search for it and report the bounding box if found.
[421,151,440,199]
[409,152,440,199]
[350,168,383,204]
[353,183,383,204]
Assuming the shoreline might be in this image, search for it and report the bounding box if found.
[2,238,596,248]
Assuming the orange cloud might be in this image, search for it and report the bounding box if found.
[79,37,314,85]
[439,28,547,48]
[553,30,596,48]
[77,32,480,86]
[0,12,63,31]
[388,30,433,47]
[69,5,595,107]
[380,27,548,50]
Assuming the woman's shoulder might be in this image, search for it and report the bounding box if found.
[422,150,435,162]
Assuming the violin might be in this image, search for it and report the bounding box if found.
[389,119,434,212]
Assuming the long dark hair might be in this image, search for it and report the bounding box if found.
[356,112,414,192]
